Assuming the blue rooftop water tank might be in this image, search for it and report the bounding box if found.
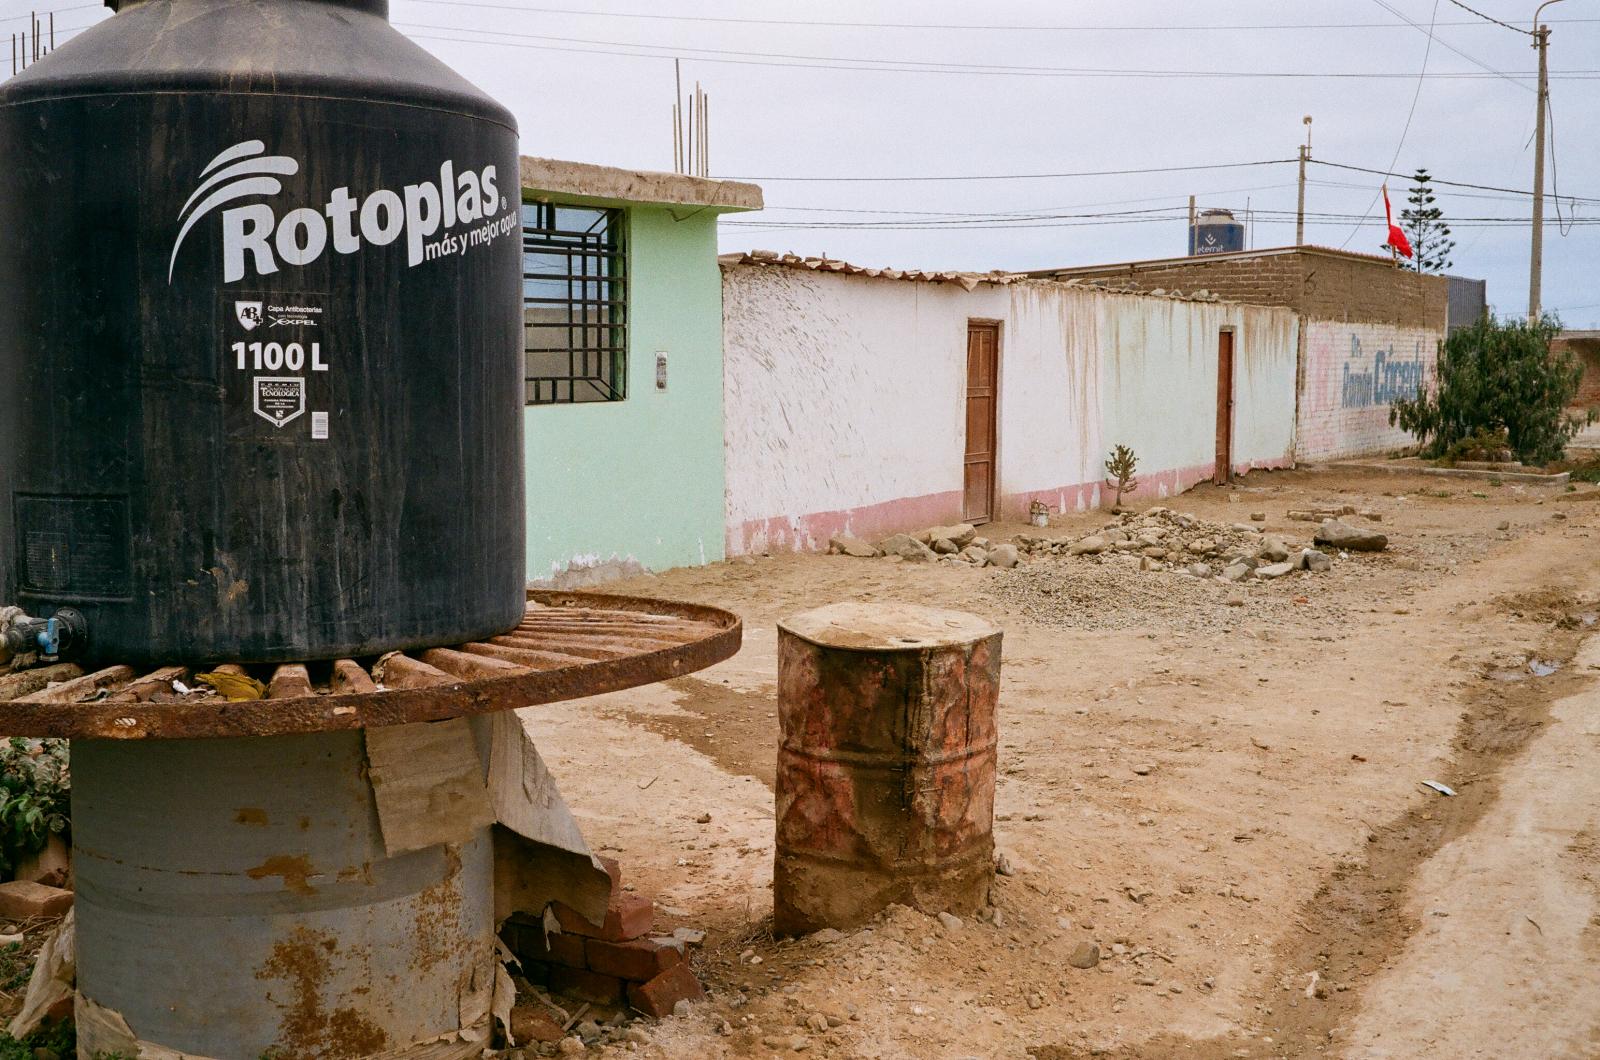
[1189,209,1245,256]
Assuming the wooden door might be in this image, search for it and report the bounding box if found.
[964,323,999,524]
[1214,329,1235,485]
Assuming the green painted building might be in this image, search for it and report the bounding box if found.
[517,157,762,585]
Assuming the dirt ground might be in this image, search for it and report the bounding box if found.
[514,468,1600,1059]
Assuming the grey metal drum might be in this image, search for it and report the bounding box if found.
[71,733,493,1058]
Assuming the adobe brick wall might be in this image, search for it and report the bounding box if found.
[1055,249,1448,331]
[1554,335,1600,408]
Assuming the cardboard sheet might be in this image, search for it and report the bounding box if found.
[365,719,497,857]
[482,710,613,925]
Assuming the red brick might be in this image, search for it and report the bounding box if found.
[509,1004,565,1044]
[551,893,654,942]
[626,963,705,1019]
[597,855,622,891]
[585,936,683,982]
[0,881,72,920]
[542,931,588,969]
[504,919,586,968]
[547,964,624,1005]
[16,835,69,889]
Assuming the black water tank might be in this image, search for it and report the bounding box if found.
[0,0,525,665]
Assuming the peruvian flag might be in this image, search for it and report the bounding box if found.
[1383,184,1414,259]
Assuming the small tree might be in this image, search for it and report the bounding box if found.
[1104,444,1139,507]
[1401,169,1454,275]
[1390,315,1588,465]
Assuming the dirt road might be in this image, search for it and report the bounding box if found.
[515,469,1600,1059]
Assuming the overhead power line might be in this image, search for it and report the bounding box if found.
[1370,0,1534,91]
[397,0,1595,33]
[725,215,1600,232]
[719,156,1600,202]
[734,204,1597,228]
[0,4,95,26]
[399,25,1588,82]
[1309,159,1600,203]
[764,182,1302,219]
[716,160,1299,184]
[1340,0,1442,249]
[1440,0,1534,35]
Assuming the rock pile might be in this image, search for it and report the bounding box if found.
[828,507,1385,582]
[1014,506,1348,583]
[829,524,1019,568]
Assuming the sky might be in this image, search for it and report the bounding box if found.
[6,0,1598,326]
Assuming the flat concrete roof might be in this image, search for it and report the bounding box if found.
[519,157,763,213]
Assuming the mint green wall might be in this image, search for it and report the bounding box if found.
[522,204,726,581]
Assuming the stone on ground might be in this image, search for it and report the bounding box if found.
[988,543,1020,569]
[828,534,878,558]
[1258,536,1290,563]
[1070,535,1109,556]
[1298,548,1332,572]
[1223,562,1255,582]
[880,533,936,562]
[1068,941,1101,969]
[1315,519,1388,552]
[923,523,978,548]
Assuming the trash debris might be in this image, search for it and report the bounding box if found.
[1421,780,1456,797]
[194,670,267,701]
[7,909,73,1041]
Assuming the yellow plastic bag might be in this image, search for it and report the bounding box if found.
[196,671,267,701]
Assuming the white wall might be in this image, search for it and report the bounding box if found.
[722,265,1300,555]
[1098,290,1300,501]
[1297,320,1439,462]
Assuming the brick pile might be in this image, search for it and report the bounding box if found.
[502,857,706,1019]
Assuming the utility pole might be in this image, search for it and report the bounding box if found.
[1296,115,1312,246]
[1187,194,1196,253]
[1528,0,1563,323]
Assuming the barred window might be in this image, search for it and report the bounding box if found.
[522,203,626,404]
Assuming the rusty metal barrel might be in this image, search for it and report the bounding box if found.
[774,602,1001,935]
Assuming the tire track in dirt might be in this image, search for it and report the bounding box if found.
[1035,615,1593,1060]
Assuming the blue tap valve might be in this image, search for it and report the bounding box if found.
[36,618,61,657]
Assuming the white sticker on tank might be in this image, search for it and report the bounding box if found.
[311,411,329,440]
[253,377,305,427]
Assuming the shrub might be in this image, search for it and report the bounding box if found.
[1390,315,1591,466]
[1103,445,1139,507]
[0,739,69,879]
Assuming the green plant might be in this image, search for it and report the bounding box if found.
[1390,315,1593,466]
[1103,445,1139,507]
[0,739,69,879]
[0,1017,75,1059]
[1439,427,1513,465]
[1400,168,1454,275]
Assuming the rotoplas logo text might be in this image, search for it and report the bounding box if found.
[169,140,501,283]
